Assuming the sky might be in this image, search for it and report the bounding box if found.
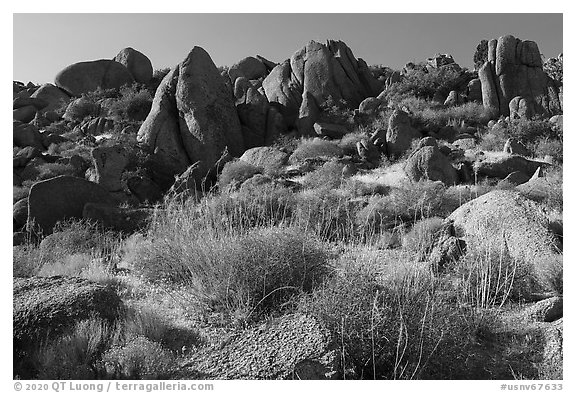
[13,13,563,84]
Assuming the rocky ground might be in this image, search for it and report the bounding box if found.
[13,36,562,380]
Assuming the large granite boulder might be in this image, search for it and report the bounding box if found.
[404,145,458,185]
[386,109,422,157]
[30,83,71,113]
[138,47,245,189]
[182,314,339,379]
[262,40,379,134]
[114,47,153,84]
[89,145,129,192]
[55,59,135,97]
[13,276,121,378]
[478,35,562,118]
[27,176,115,235]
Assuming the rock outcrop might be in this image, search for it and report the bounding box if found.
[55,59,135,97]
[27,175,116,235]
[262,40,380,135]
[478,35,562,117]
[13,276,121,378]
[182,314,339,379]
[114,47,153,84]
[138,47,244,189]
[386,109,422,157]
[404,144,458,185]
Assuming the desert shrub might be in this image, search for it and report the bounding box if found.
[202,182,295,228]
[478,124,508,152]
[290,138,343,163]
[101,336,176,379]
[13,245,43,277]
[37,220,121,274]
[506,119,559,146]
[318,95,355,127]
[398,97,493,133]
[302,160,346,190]
[13,185,30,203]
[127,212,331,322]
[299,253,472,379]
[35,318,112,379]
[218,160,262,190]
[35,162,77,180]
[543,55,563,83]
[294,189,357,242]
[107,84,153,122]
[344,180,390,197]
[386,64,465,101]
[402,217,444,253]
[449,243,541,307]
[63,97,102,122]
[356,182,453,237]
[533,137,563,163]
[338,130,367,156]
[473,40,489,70]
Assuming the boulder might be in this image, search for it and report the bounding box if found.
[176,46,245,178]
[516,176,558,204]
[509,96,535,120]
[30,83,71,113]
[444,90,463,106]
[386,109,421,157]
[13,198,29,232]
[27,176,116,235]
[524,297,562,323]
[126,176,163,204]
[137,66,190,188]
[503,138,530,156]
[13,96,48,111]
[467,79,482,103]
[182,314,339,379]
[13,105,37,123]
[13,121,44,150]
[89,145,129,192]
[500,171,530,186]
[262,40,379,134]
[358,97,385,114]
[114,47,153,84]
[62,97,102,121]
[13,146,42,168]
[239,146,289,174]
[404,145,458,185]
[474,153,543,179]
[448,190,561,295]
[313,122,347,139]
[138,47,244,188]
[478,35,562,118]
[78,117,115,136]
[228,56,268,82]
[13,276,121,378]
[55,59,135,97]
[83,203,153,233]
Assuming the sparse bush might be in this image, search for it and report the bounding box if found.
[506,119,559,146]
[290,138,343,163]
[302,160,346,190]
[128,210,331,322]
[534,137,562,163]
[218,160,262,190]
[386,64,465,101]
[402,217,444,253]
[13,245,43,277]
[13,185,29,203]
[338,131,367,156]
[107,84,153,122]
[299,253,472,379]
[101,336,176,379]
[36,318,112,379]
[318,95,355,126]
[36,162,77,180]
[294,188,357,242]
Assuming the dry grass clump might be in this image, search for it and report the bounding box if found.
[125,203,331,322]
[298,251,472,379]
[289,138,344,163]
[301,160,347,190]
[402,217,444,253]
[294,188,357,242]
[217,160,262,190]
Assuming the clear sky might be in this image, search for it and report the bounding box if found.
[13,13,562,84]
